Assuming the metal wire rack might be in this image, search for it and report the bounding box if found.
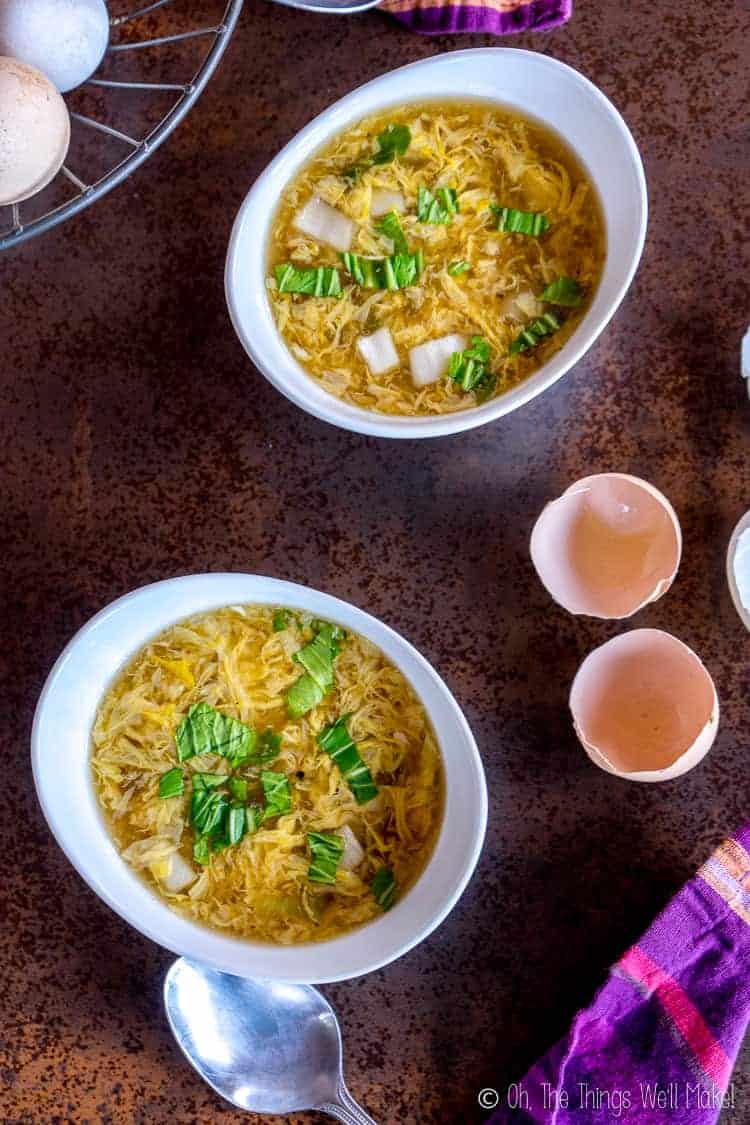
[0,0,244,251]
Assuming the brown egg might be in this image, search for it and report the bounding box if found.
[0,56,70,205]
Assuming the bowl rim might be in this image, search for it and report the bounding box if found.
[31,573,488,982]
[225,46,648,439]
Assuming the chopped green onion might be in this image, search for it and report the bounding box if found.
[340,250,423,291]
[158,767,184,800]
[193,772,226,791]
[175,702,256,767]
[490,204,550,237]
[343,123,411,184]
[311,621,346,646]
[447,260,471,276]
[293,634,336,692]
[274,264,342,298]
[228,777,248,802]
[509,311,562,354]
[417,185,459,224]
[475,373,497,404]
[447,336,493,394]
[273,609,291,631]
[286,621,345,718]
[256,729,282,763]
[307,831,344,885]
[227,803,246,846]
[193,836,211,866]
[190,788,229,836]
[372,866,397,911]
[286,674,325,718]
[539,276,583,307]
[246,804,264,833]
[373,123,411,163]
[261,771,292,820]
[317,716,379,805]
[376,210,408,254]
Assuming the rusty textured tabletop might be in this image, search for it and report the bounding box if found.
[2,1,750,1122]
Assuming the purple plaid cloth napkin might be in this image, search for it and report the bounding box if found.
[382,0,571,37]
[490,824,750,1122]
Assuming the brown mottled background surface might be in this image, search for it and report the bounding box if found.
[1,0,749,1122]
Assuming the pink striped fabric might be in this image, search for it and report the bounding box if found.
[489,823,750,1123]
[619,945,734,1092]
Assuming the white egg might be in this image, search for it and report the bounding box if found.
[0,0,109,93]
[0,57,70,205]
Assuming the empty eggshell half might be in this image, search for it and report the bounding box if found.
[726,508,750,632]
[530,473,682,619]
[570,629,718,782]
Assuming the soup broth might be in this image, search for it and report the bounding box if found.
[91,606,443,945]
[268,100,605,416]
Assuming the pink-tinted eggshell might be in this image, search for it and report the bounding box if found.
[570,629,718,782]
[530,473,682,619]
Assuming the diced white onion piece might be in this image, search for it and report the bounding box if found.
[293,196,355,253]
[409,333,468,388]
[357,327,400,375]
[339,825,365,871]
[162,853,197,893]
[498,290,544,323]
[370,189,406,218]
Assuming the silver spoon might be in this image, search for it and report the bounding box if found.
[271,0,382,13]
[164,958,377,1124]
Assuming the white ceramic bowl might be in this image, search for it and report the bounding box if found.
[225,48,647,439]
[32,574,487,983]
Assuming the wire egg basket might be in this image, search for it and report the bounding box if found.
[0,0,244,251]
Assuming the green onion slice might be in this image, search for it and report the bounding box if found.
[158,767,184,800]
[255,729,282,764]
[246,804,265,833]
[372,866,397,911]
[490,204,550,237]
[509,311,562,355]
[286,621,345,719]
[417,185,459,224]
[447,336,494,394]
[227,803,246,846]
[307,831,344,885]
[193,836,210,866]
[340,250,423,291]
[261,771,292,820]
[539,276,583,307]
[274,264,342,298]
[228,777,248,802]
[273,609,291,631]
[190,788,229,836]
[286,674,325,719]
[175,702,256,767]
[447,260,471,276]
[376,210,408,254]
[343,123,411,184]
[193,772,226,791]
[317,716,379,805]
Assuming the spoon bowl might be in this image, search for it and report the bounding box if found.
[272,0,381,11]
[164,958,376,1123]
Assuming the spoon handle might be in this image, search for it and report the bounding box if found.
[318,1081,378,1125]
